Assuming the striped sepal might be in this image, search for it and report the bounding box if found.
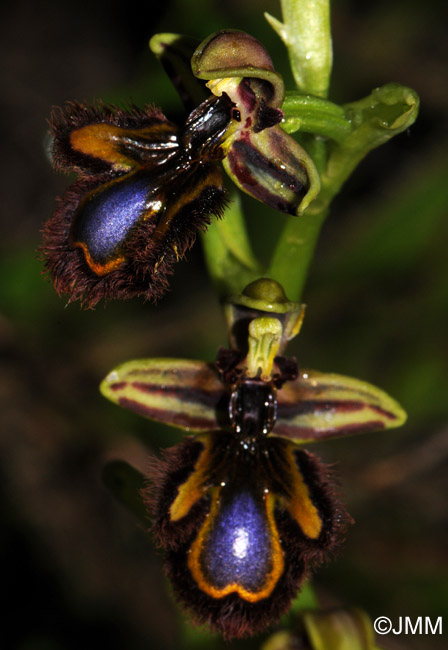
[100,358,225,432]
[273,369,407,443]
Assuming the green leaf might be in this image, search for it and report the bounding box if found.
[102,460,148,524]
[201,191,261,298]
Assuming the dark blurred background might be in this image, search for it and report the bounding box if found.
[1,0,447,648]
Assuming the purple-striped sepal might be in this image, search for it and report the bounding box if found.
[100,356,405,441]
[101,278,405,440]
[192,30,321,215]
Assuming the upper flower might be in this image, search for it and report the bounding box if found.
[42,31,320,307]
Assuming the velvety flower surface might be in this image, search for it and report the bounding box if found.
[101,279,406,639]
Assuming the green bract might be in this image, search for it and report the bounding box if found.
[262,607,384,650]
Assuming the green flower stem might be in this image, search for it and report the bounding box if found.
[263,0,333,301]
[267,205,328,302]
[282,93,352,142]
[201,189,262,297]
[265,0,332,97]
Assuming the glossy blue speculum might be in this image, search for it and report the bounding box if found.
[203,489,273,592]
[71,173,161,272]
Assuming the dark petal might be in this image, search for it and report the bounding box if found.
[229,379,277,436]
[181,94,232,158]
[49,101,173,175]
[149,33,206,111]
[254,98,283,133]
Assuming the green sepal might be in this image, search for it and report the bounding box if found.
[149,33,205,110]
[192,29,285,107]
[343,83,420,143]
[100,358,224,433]
[273,369,407,444]
[262,607,384,650]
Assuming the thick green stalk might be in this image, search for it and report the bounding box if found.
[267,206,328,301]
[282,93,352,142]
[266,0,332,97]
[201,190,261,298]
[264,0,333,301]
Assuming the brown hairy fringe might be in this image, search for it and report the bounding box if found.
[140,435,352,640]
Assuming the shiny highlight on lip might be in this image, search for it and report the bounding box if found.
[146,432,349,639]
[187,486,285,602]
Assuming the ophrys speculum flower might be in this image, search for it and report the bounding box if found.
[41,31,319,307]
[101,279,406,639]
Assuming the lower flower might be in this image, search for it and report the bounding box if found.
[101,279,406,638]
[145,431,349,639]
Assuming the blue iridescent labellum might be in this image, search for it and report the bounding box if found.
[145,432,347,639]
[42,97,232,306]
